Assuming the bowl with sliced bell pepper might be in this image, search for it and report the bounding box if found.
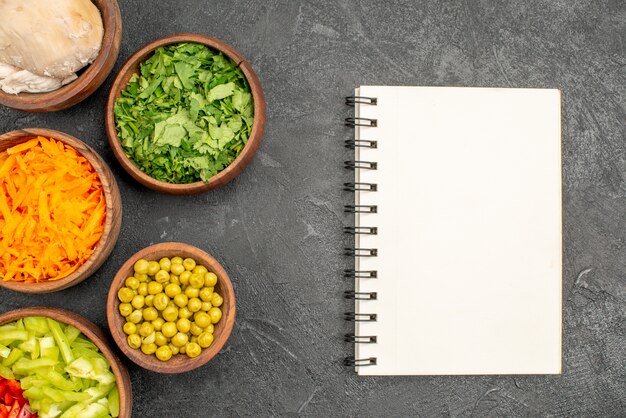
[0,307,132,418]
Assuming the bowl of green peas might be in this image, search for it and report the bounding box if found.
[106,242,235,373]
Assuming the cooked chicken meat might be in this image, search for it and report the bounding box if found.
[0,0,103,94]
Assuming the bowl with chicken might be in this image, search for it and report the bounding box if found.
[0,0,122,112]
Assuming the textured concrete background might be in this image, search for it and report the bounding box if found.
[1,0,625,416]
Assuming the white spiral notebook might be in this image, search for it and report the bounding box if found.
[344,86,562,376]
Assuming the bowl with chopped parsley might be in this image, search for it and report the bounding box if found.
[105,34,266,194]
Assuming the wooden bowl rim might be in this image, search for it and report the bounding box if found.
[106,242,236,374]
[0,128,121,294]
[0,307,132,417]
[105,33,266,195]
[0,0,122,112]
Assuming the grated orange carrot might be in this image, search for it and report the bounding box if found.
[0,136,106,283]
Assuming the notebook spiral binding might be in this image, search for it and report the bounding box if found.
[343,226,378,235]
[344,269,377,279]
[344,333,377,343]
[345,96,378,106]
[344,95,379,368]
[345,117,377,127]
[344,205,377,213]
[345,139,377,149]
[343,357,377,366]
[344,291,378,300]
[344,160,378,170]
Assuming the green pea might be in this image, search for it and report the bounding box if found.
[162,306,178,322]
[211,292,223,307]
[165,283,181,298]
[155,270,170,284]
[135,273,148,282]
[125,277,140,290]
[209,307,222,324]
[139,322,154,337]
[156,345,172,361]
[179,271,191,286]
[148,281,163,295]
[178,307,192,319]
[198,332,214,348]
[128,309,143,324]
[186,342,201,358]
[188,297,202,313]
[153,293,170,311]
[176,318,191,333]
[161,322,177,338]
[173,294,188,308]
[119,303,133,317]
[123,322,137,335]
[117,287,134,303]
[147,261,161,276]
[133,258,148,274]
[169,275,180,286]
[141,343,157,355]
[159,257,172,272]
[168,343,180,355]
[152,317,165,331]
[170,263,185,276]
[199,287,213,302]
[144,295,154,307]
[138,282,148,296]
[189,273,204,289]
[183,258,196,271]
[143,307,158,321]
[142,331,156,345]
[194,312,211,328]
[184,287,199,299]
[131,295,145,310]
[171,256,183,265]
[192,265,208,275]
[171,332,188,347]
[204,272,218,287]
[204,324,214,334]
[190,323,203,336]
[127,334,141,349]
[201,301,212,312]
[154,332,168,347]
[134,259,149,275]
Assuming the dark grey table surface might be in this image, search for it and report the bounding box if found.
[1,1,625,416]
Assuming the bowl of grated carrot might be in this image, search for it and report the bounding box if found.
[0,128,122,293]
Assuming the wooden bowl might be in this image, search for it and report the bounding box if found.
[0,307,132,417]
[0,0,122,112]
[106,242,236,373]
[0,128,122,293]
[105,33,266,195]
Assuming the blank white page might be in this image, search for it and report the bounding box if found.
[353,86,562,375]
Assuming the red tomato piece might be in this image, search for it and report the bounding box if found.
[4,381,20,396]
[7,401,19,418]
[0,380,31,418]
[16,404,34,418]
